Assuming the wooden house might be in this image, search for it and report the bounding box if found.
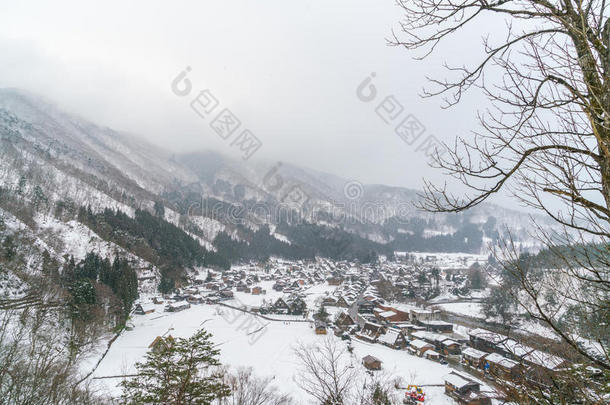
[357,300,375,314]
[134,303,155,315]
[335,312,355,328]
[440,339,461,356]
[314,320,327,335]
[166,300,190,312]
[149,335,175,353]
[335,296,350,308]
[273,298,290,314]
[461,347,488,369]
[408,339,434,357]
[186,294,204,304]
[357,322,384,342]
[362,355,382,370]
[378,329,408,349]
[483,352,520,379]
[327,277,343,286]
[521,350,569,386]
[419,320,454,333]
[444,371,491,405]
[425,350,441,361]
[468,328,508,353]
[219,290,234,299]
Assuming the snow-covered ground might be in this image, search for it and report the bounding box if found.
[395,251,489,269]
[435,302,485,318]
[86,302,493,404]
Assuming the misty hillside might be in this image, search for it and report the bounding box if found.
[0,88,543,288]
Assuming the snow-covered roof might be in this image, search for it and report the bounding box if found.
[419,319,452,326]
[484,352,519,369]
[136,303,156,313]
[169,300,189,308]
[412,330,447,343]
[378,330,400,345]
[409,339,433,349]
[444,373,475,389]
[378,310,397,318]
[500,339,535,358]
[468,328,508,344]
[441,338,459,347]
[523,350,566,370]
[462,347,487,359]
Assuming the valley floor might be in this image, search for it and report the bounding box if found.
[86,299,495,405]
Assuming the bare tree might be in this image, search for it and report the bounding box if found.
[293,338,357,405]
[218,367,294,405]
[0,308,105,405]
[294,339,402,405]
[392,0,609,401]
[352,370,401,405]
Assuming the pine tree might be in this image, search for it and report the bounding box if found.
[158,273,175,295]
[154,201,165,218]
[314,305,329,323]
[120,329,230,404]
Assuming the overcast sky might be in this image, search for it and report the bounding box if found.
[0,0,514,204]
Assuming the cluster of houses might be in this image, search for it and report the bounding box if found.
[259,294,307,315]
[132,256,572,404]
[320,282,569,404]
[464,328,569,386]
[328,299,570,404]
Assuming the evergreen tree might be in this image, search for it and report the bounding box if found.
[32,185,48,210]
[154,201,165,218]
[68,279,96,322]
[158,273,175,295]
[314,305,329,323]
[16,176,26,195]
[120,329,230,404]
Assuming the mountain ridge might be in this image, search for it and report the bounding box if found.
[0,88,544,279]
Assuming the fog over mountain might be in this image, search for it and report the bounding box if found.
[0,88,543,261]
[0,0,517,207]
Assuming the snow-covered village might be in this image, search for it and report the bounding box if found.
[82,254,582,405]
[1,1,609,404]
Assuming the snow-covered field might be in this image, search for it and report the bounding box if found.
[86,302,488,404]
[435,302,485,318]
[395,251,489,269]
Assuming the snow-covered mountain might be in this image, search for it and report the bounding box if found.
[0,88,544,276]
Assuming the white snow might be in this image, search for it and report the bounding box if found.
[87,302,491,404]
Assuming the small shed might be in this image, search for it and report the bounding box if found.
[314,320,327,335]
[425,350,441,361]
[362,355,382,370]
